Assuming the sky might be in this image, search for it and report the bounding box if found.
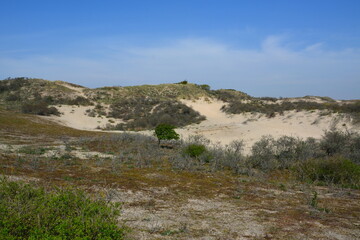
[0,0,359,99]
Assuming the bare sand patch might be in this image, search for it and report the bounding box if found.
[43,98,359,153]
[178,98,358,152]
[45,105,123,131]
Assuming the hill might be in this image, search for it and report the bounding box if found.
[1,77,360,239]
[0,77,359,148]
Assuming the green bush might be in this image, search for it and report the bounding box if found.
[111,99,205,130]
[155,123,179,145]
[294,156,360,188]
[320,130,349,156]
[249,136,322,171]
[5,93,21,101]
[319,130,360,163]
[0,77,30,93]
[198,84,210,91]
[21,102,60,116]
[221,98,360,122]
[0,178,125,239]
[183,144,207,158]
[249,136,277,170]
[177,80,188,84]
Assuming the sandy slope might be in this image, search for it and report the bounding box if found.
[177,98,357,151]
[44,98,359,152]
[55,81,87,98]
[46,105,123,131]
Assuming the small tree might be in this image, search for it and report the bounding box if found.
[155,124,179,145]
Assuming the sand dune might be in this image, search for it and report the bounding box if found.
[177,98,356,151]
[46,105,123,131]
[44,98,358,152]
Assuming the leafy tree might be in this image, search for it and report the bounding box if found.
[154,123,179,145]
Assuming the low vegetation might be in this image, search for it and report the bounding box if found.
[183,144,207,158]
[295,156,360,188]
[2,77,359,127]
[110,99,205,130]
[0,178,125,239]
[222,98,360,122]
[21,101,61,116]
[0,111,359,239]
[1,78,360,238]
[3,109,358,188]
[172,130,360,188]
[0,78,93,116]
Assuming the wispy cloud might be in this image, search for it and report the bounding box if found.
[1,35,359,99]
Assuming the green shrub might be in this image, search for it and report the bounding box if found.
[64,96,92,105]
[249,136,277,170]
[177,80,188,84]
[249,136,322,171]
[198,84,210,91]
[294,156,360,188]
[348,134,360,164]
[0,178,125,239]
[5,93,21,101]
[155,123,179,145]
[183,144,207,158]
[21,102,60,116]
[258,97,278,102]
[319,130,360,163]
[212,89,251,102]
[111,99,205,130]
[320,130,349,156]
[221,97,360,122]
[0,77,30,93]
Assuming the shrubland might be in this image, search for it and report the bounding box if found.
[2,109,358,188]
[1,78,360,238]
[0,78,208,129]
[109,99,205,130]
[1,77,359,130]
[221,98,360,122]
[71,128,360,189]
[1,108,360,238]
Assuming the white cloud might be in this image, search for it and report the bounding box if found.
[304,42,324,52]
[1,36,359,99]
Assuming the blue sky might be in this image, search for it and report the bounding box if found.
[1,0,359,99]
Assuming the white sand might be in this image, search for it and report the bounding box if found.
[177,98,358,152]
[44,98,359,152]
[45,105,123,131]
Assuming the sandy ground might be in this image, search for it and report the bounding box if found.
[46,105,123,130]
[177,99,358,151]
[44,98,359,152]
